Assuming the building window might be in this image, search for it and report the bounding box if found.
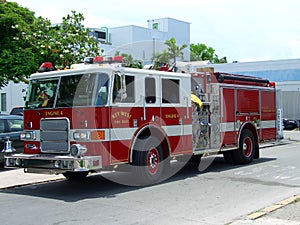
[152,23,158,30]
[1,93,6,111]
[95,31,106,40]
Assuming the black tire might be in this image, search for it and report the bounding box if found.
[182,154,202,170]
[223,151,236,164]
[189,154,202,164]
[132,136,170,186]
[233,129,255,164]
[63,171,89,181]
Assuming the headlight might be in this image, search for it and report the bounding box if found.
[20,131,36,140]
[73,131,90,140]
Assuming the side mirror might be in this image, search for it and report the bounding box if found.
[116,72,127,101]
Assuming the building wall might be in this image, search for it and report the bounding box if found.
[0,81,27,114]
[277,90,300,120]
[106,25,169,62]
[102,17,191,63]
[210,58,300,82]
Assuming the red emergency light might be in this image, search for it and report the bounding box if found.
[38,62,54,72]
[93,56,104,63]
[158,63,169,71]
[269,81,276,87]
[113,56,123,63]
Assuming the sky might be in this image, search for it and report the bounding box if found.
[10,0,300,62]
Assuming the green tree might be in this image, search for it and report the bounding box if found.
[0,1,40,87]
[56,11,103,68]
[190,43,227,63]
[114,51,143,68]
[164,37,188,64]
[0,2,103,87]
[18,11,103,69]
[151,38,187,70]
[152,50,170,70]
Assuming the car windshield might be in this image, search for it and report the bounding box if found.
[25,73,109,109]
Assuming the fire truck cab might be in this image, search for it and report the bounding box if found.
[4,57,277,185]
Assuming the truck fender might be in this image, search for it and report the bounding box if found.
[237,122,259,158]
[129,123,171,163]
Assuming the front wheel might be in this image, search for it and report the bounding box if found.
[63,171,89,181]
[132,136,170,186]
[233,129,255,164]
[223,151,236,164]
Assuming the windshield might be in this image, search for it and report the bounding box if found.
[25,78,58,108]
[25,73,109,109]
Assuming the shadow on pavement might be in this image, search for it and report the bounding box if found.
[0,156,277,202]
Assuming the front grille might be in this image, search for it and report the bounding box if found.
[40,118,70,153]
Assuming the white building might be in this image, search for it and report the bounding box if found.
[0,81,27,114]
[91,17,191,64]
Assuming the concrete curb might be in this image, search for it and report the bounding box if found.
[246,195,300,220]
[230,195,300,225]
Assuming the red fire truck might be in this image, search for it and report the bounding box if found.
[4,56,277,185]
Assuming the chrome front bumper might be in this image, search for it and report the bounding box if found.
[4,154,102,174]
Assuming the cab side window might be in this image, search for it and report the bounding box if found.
[124,75,135,103]
[112,74,121,103]
[113,74,135,103]
[162,79,180,103]
[145,77,156,104]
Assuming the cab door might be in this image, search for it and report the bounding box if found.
[110,73,141,164]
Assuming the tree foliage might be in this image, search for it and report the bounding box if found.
[0,2,102,87]
[152,50,170,69]
[17,11,103,69]
[190,43,227,63]
[152,37,187,70]
[164,37,188,63]
[115,51,143,69]
[0,1,39,87]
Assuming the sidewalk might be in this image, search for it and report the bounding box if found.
[0,168,63,189]
[282,130,300,142]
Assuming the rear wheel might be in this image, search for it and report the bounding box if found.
[233,129,255,164]
[132,136,170,186]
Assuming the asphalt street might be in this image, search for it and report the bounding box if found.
[0,131,299,225]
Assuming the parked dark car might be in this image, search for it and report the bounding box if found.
[283,118,299,130]
[10,106,24,116]
[0,115,24,164]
